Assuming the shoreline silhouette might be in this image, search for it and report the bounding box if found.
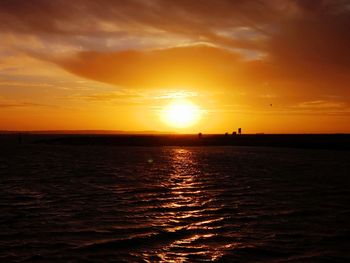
[1,133,349,150]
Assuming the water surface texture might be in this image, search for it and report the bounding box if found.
[0,146,349,262]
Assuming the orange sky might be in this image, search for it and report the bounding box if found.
[0,0,349,133]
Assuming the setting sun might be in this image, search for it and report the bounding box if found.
[161,99,202,128]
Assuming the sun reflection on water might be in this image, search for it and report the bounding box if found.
[154,148,229,262]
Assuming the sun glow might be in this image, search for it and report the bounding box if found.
[161,99,202,128]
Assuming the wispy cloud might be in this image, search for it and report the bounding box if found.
[0,1,349,94]
[0,101,55,108]
[60,91,142,103]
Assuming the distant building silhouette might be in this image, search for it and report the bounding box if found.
[232,132,237,136]
[224,132,228,137]
[238,128,242,135]
[198,132,202,138]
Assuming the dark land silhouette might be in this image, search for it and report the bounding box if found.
[1,133,349,150]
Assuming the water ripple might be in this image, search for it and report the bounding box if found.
[0,146,349,261]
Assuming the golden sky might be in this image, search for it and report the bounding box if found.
[0,0,350,133]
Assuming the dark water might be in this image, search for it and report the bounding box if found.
[0,145,350,262]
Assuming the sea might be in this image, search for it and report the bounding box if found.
[0,145,349,262]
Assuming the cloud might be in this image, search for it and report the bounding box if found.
[55,45,245,90]
[59,91,142,103]
[286,100,350,116]
[0,0,348,55]
[1,0,350,105]
[0,0,298,55]
[0,101,53,108]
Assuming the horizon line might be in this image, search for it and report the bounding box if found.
[0,130,349,135]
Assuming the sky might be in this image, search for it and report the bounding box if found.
[0,0,350,133]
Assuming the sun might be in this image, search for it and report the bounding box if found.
[161,99,202,128]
